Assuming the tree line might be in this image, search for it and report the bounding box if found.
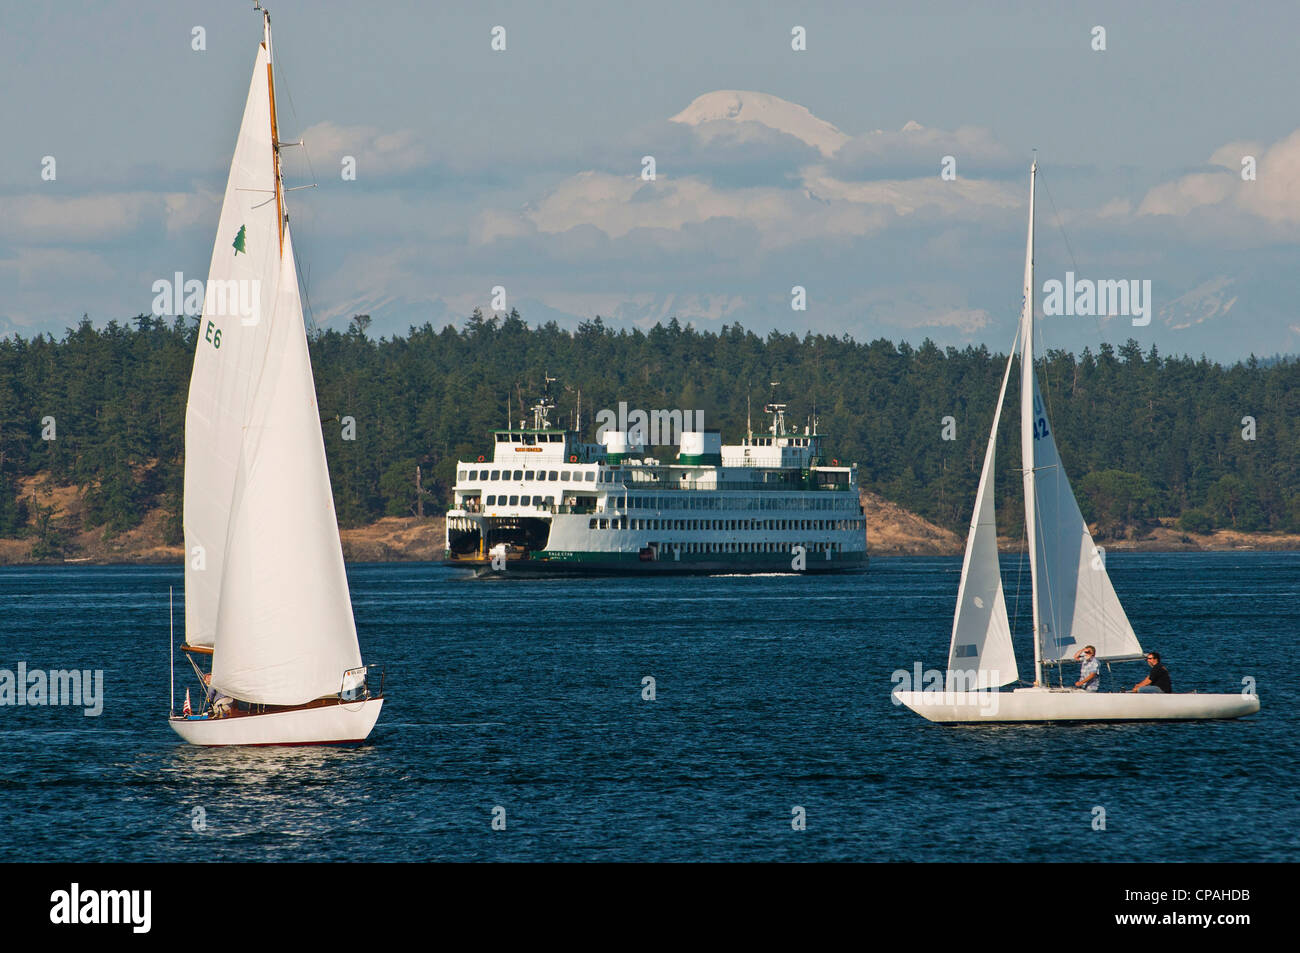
[1,311,1296,552]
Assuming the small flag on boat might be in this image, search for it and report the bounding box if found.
[183,688,192,716]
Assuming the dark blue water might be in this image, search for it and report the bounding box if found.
[1,552,1296,861]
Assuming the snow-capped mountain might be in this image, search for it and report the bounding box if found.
[670,90,849,157]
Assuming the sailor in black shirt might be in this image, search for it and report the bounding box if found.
[1131,651,1172,693]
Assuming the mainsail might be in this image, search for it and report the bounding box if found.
[946,338,1019,689]
[184,26,362,705]
[1019,161,1144,669]
[1025,373,1144,665]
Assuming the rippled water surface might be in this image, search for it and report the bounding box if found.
[1,552,1295,861]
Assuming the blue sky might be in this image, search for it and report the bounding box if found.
[4,0,1299,360]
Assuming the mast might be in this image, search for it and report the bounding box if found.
[260,3,285,256]
[1020,158,1042,685]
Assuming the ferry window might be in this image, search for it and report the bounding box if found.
[590,518,597,529]
[561,470,571,480]
[458,470,467,481]
[513,470,523,480]
[599,519,608,529]
[508,495,519,505]
[548,471,558,480]
[496,433,507,442]
[486,495,496,505]
[524,433,535,445]
[525,471,535,480]
[585,472,595,482]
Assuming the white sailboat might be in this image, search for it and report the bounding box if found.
[169,5,384,745]
[894,161,1259,724]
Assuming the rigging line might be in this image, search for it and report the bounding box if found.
[1012,505,1025,657]
[1037,170,1104,333]
[269,38,317,188]
[296,253,317,335]
[1035,170,1098,427]
[268,38,319,335]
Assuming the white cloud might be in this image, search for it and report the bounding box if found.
[1138,128,1300,224]
[0,193,159,243]
[299,121,431,178]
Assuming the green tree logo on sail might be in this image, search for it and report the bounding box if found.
[232,224,247,256]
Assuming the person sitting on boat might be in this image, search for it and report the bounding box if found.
[1073,645,1100,691]
[202,672,235,717]
[1131,652,1172,693]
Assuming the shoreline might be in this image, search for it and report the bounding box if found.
[4,483,1297,566]
[2,519,1297,567]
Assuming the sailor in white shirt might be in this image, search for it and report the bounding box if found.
[1073,645,1100,691]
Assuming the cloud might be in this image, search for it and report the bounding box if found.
[0,248,115,287]
[799,170,1021,217]
[299,121,432,178]
[0,193,160,243]
[826,122,1015,180]
[1138,128,1300,225]
[1137,172,1235,217]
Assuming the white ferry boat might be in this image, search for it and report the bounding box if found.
[445,383,868,575]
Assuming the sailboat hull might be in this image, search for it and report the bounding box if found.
[169,697,384,746]
[893,687,1259,724]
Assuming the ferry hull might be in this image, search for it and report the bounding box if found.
[893,687,1259,723]
[169,697,384,746]
[457,550,869,577]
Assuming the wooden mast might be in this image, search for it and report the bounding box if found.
[261,5,285,257]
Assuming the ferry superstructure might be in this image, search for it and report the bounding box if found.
[444,384,868,575]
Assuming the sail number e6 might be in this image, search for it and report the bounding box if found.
[204,320,223,349]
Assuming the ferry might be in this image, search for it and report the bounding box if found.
[444,382,868,575]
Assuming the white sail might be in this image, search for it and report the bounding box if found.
[211,224,362,704]
[947,339,1019,689]
[183,39,282,648]
[184,27,362,704]
[1025,374,1144,664]
[1018,161,1143,668]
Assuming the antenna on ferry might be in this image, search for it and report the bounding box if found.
[765,381,786,437]
[746,388,753,442]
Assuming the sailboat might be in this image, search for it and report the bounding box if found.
[894,160,1259,724]
[168,5,385,745]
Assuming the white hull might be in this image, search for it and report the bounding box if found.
[169,697,384,746]
[894,687,1259,723]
